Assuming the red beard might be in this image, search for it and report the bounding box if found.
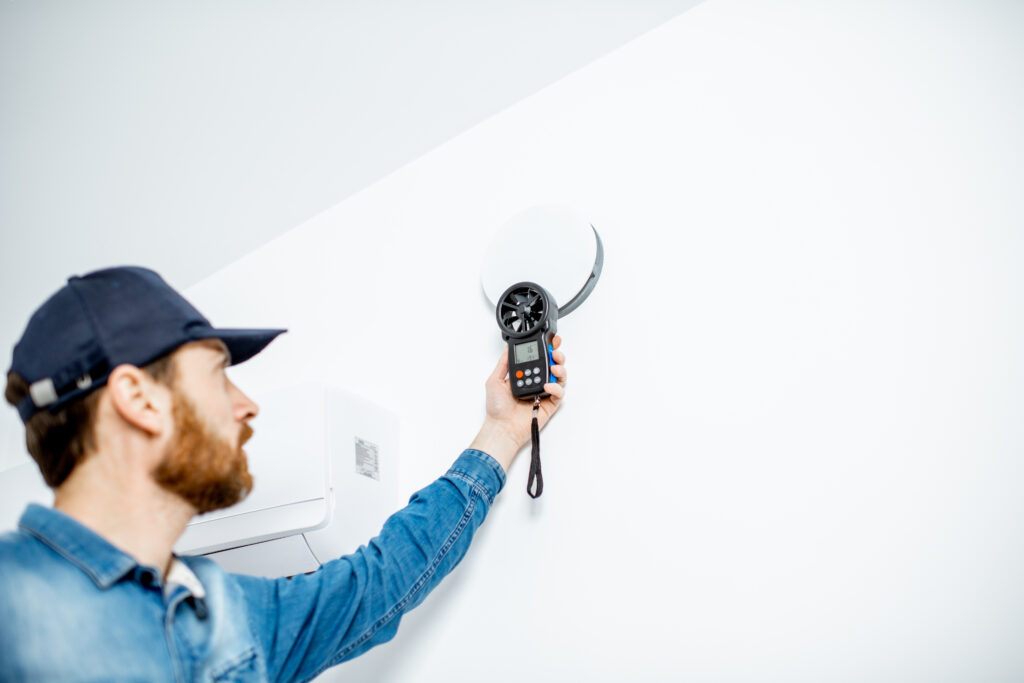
[153,390,254,514]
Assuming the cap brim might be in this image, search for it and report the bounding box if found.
[197,328,287,366]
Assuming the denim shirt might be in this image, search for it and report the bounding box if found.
[0,449,505,682]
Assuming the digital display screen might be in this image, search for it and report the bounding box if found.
[514,341,540,364]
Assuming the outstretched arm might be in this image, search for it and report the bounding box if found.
[235,339,568,682]
[235,449,505,682]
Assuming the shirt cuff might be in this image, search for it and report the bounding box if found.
[445,449,506,504]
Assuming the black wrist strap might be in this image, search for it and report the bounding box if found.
[527,401,543,498]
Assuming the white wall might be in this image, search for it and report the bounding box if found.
[0,0,701,378]
[16,0,1024,679]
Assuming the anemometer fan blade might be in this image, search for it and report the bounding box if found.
[498,284,551,337]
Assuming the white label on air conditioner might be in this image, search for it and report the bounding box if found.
[354,437,380,481]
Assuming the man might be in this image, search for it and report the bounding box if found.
[0,265,567,681]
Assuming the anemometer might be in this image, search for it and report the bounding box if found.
[482,206,604,498]
[497,282,558,400]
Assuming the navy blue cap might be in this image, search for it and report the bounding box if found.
[8,266,286,423]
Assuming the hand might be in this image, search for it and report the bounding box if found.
[469,336,567,473]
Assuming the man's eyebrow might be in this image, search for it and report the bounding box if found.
[206,343,231,367]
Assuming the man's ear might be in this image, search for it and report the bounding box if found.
[106,364,168,436]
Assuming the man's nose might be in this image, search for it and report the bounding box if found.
[229,381,259,422]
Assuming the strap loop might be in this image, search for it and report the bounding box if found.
[527,401,543,498]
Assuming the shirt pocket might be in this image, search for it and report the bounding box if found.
[209,646,261,682]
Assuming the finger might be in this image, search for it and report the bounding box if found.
[543,382,565,400]
[551,335,562,350]
[552,349,565,365]
[550,364,567,384]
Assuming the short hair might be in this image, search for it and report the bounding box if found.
[4,354,178,488]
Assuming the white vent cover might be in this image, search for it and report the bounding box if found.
[481,205,603,316]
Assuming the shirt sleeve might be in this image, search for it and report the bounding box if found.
[233,449,506,683]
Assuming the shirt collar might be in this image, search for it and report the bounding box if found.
[164,556,206,600]
[18,503,138,589]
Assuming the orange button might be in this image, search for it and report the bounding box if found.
[515,370,524,379]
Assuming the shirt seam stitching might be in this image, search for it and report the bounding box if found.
[209,646,258,680]
[17,523,110,587]
[461,449,508,486]
[446,469,495,504]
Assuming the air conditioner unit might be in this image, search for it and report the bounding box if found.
[0,384,399,580]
